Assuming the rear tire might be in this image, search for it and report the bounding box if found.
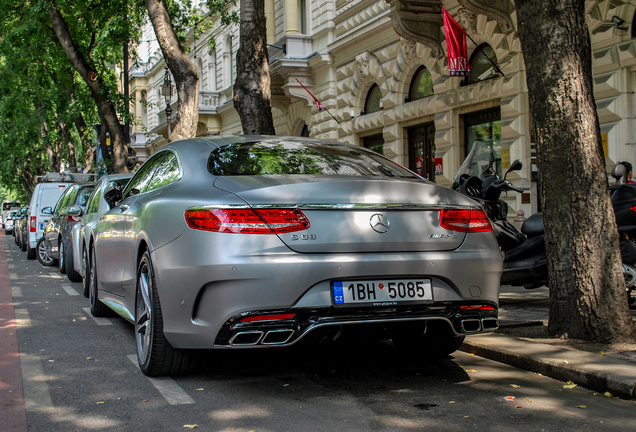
[27,247,35,260]
[391,321,465,358]
[81,245,90,297]
[21,236,27,252]
[135,251,195,376]
[58,240,67,274]
[36,237,56,266]
[89,245,110,317]
[64,241,82,282]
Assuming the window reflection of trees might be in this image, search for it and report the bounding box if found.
[147,153,180,191]
[123,153,167,197]
[208,141,417,178]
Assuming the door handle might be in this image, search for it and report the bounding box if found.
[120,205,129,212]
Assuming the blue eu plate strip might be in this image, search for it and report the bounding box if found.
[333,282,344,304]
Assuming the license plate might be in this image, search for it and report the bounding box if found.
[332,279,432,307]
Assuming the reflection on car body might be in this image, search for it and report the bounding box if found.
[73,173,133,297]
[87,136,503,376]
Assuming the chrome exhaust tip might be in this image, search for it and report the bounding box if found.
[261,329,295,345]
[460,318,482,333]
[229,331,264,346]
[481,318,499,331]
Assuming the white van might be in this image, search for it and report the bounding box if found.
[26,173,94,260]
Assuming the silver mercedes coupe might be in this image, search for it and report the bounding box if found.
[87,136,503,376]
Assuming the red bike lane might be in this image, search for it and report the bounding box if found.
[0,235,28,432]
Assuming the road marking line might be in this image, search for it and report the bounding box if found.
[61,285,79,296]
[7,257,13,261]
[82,307,112,325]
[8,263,14,268]
[11,286,22,297]
[15,308,31,328]
[20,354,54,412]
[127,355,195,405]
[9,273,18,280]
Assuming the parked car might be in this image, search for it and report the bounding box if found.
[39,182,95,278]
[26,172,94,260]
[1,200,20,228]
[72,173,133,295]
[18,207,29,251]
[13,206,29,246]
[4,210,19,235]
[87,136,503,376]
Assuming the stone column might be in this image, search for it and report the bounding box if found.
[134,90,143,134]
[265,0,276,43]
[285,0,300,35]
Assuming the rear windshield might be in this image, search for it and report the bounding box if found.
[2,202,18,211]
[207,140,418,178]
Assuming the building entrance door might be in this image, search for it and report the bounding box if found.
[408,123,436,181]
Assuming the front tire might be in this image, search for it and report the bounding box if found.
[135,251,195,376]
[36,237,56,266]
[89,245,110,317]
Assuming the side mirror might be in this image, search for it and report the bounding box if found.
[103,182,123,209]
[41,207,53,215]
[67,206,84,218]
[504,159,522,180]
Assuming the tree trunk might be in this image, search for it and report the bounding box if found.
[74,114,94,172]
[35,103,59,172]
[145,0,199,142]
[56,116,77,169]
[234,0,275,135]
[48,5,128,173]
[514,0,635,343]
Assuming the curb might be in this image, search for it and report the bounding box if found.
[460,333,636,400]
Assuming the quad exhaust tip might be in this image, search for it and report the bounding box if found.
[229,329,295,346]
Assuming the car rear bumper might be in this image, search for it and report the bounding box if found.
[149,230,503,349]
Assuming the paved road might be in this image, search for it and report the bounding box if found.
[2,235,636,431]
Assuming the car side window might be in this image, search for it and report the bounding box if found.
[76,186,94,207]
[55,185,77,213]
[146,152,180,192]
[123,153,167,198]
[86,182,102,214]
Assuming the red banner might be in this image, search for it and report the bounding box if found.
[442,7,469,76]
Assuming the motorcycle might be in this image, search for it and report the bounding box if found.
[452,141,636,304]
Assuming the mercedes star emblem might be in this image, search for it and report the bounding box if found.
[369,213,390,233]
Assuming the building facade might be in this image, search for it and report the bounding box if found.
[129,0,636,218]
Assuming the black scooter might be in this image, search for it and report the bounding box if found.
[452,142,636,303]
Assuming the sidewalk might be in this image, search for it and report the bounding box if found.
[461,285,636,399]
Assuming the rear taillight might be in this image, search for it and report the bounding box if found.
[240,313,296,322]
[630,205,636,212]
[30,216,36,232]
[458,305,495,311]
[67,216,81,222]
[185,208,310,234]
[440,209,492,233]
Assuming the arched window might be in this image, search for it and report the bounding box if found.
[364,84,382,115]
[408,66,434,102]
[466,44,499,86]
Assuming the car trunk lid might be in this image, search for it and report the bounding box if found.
[214,176,474,253]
